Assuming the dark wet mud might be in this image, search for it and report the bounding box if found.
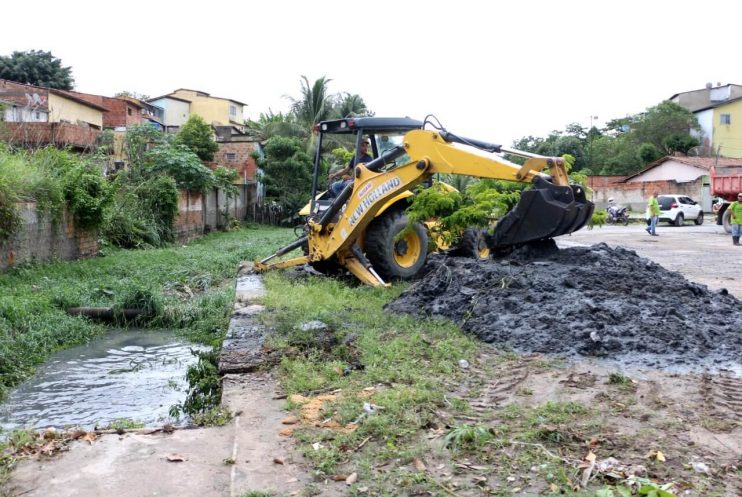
[386,242,742,367]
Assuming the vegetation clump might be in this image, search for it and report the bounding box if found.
[0,146,109,241]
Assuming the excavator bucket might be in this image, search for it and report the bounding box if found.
[487,176,594,249]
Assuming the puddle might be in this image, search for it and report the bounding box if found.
[0,329,209,432]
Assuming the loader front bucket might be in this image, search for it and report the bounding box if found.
[487,176,594,249]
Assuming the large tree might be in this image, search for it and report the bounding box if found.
[512,100,702,176]
[630,101,700,155]
[0,50,74,89]
[259,136,313,221]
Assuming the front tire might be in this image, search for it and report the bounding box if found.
[674,213,684,227]
[364,210,428,280]
[694,211,704,225]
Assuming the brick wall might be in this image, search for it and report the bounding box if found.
[2,122,100,149]
[203,184,256,232]
[1,188,247,271]
[175,191,205,243]
[209,141,258,182]
[101,98,144,128]
[587,176,627,189]
[591,178,704,211]
[0,203,98,271]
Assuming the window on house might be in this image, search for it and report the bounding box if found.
[226,152,237,160]
[35,111,40,120]
[229,105,237,117]
[127,108,132,116]
[720,113,731,125]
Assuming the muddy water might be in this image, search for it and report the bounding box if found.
[0,329,208,432]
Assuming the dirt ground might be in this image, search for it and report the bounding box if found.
[4,222,741,497]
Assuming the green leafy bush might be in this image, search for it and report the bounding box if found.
[175,115,218,162]
[0,146,108,240]
[145,144,215,192]
[0,176,21,242]
[101,174,178,248]
[62,164,110,230]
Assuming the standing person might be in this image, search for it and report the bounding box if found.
[646,191,660,236]
[329,138,373,197]
[730,192,742,246]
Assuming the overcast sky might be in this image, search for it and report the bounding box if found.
[3,0,739,146]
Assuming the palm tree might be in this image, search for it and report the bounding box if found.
[246,110,307,141]
[333,93,370,118]
[287,75,336,129]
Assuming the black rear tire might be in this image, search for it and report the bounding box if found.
[364,210,428,281]
[458,228,490,260]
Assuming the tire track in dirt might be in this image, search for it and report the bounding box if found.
[699,372,742,424]
[461,354,542,415]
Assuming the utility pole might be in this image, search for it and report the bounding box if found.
[588,115,598,170]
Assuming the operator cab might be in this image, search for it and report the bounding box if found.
[306,118,424,218]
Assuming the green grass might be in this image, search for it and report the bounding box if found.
[0,225,293,400]
[260,269,479,481]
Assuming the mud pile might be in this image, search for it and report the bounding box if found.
[386,242,742,366]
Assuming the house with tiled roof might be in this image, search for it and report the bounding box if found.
[53,89,165,130]
[0,79,106,149]
[148,88,246,134]
[590,156,742,212]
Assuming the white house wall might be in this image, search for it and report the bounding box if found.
[4,107,48,122]
[149,98,190,127]
[693,109,713,147]
[626,161,707,183]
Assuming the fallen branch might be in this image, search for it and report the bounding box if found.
[355,436,371,451]
[508,440,577,465]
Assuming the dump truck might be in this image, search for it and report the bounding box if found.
[711,162,742,232]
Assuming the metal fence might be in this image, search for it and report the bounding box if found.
[245,202,289,226]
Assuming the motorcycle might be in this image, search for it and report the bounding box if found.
[606,204,630,225]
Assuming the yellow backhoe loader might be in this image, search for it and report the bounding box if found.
[255,117,593,287]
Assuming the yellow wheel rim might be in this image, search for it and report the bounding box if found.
[477,235,490,260]
[393,231,423,268]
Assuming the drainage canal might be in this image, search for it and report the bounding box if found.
[0,329,208,432]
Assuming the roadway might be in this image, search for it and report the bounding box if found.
[555,221,742,299]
